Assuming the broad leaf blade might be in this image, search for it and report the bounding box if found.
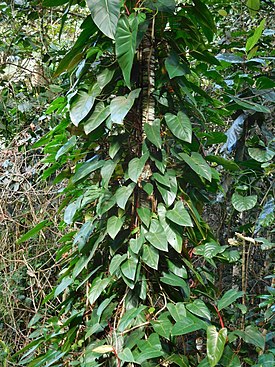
[87,0,120,39]
[207,326,227,367]
[232,193,257,212]
[116,15,138,89]
[217,289,244,311]
[165,111,192,143]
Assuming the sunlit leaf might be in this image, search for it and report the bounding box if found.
[207,326,227,367]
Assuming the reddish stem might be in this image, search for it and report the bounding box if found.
[213,304,225,329]
[124,3,130,15]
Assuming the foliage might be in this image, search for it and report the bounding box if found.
[0,0,274,366]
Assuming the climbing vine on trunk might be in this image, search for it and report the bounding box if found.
[13,1,274,366]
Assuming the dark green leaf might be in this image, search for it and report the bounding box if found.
[193,242,223,259]
[88,276,111,305]
[234,326,265,350]
[248,147,275,163]
[73,220,94,251]
[206,155,239,171]
[118,306,146,332]
[165,52,189,79]
[130,235,144,254]
[142,244,159,270]
[128,153,149,183]
[116,15,138,89]
[167,302,186,322]
[17,220,51,244]
[217,289,244,311]
[115,183,136,209]
[55,136,77,160]
[165,111,192,143]
[69,90,96,126]
[166,201,193,227]
[84,102,111,135]
[121,257,137,280]
[72,159,104,183]
[144,118,162,149]
[55,276,73,297]
[145,227,168,252]
[152,317,173,339]
[101,160,117,188]
[171,312,208,336]
[179,152,212,181]
[231,96,271,114]
[43,0,69,6]
[137,207,151,228]
[186,300,211,321]
[118,348,135,363]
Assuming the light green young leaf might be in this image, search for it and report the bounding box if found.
[217,289,244,311]
[179,152,212,181]
[207,326,227,367]
[87,0,120,39]
[165,111,192,143]
[232,193,257,212]
[84,102,111,135]
[107,216,124,239]
[166,201,193,227]
[144,118,162,149]
[116,15,138,89]
[246,18,266,52]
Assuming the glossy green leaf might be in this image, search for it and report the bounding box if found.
[116,15,138,89]
[84,102,111,134]
[107,216,124,239]
[207,326,227,367]
[144,118,162,149]
[128,153,149,183]
[130,235,144,254]
[87,0,120,39]
[246,0,260,16]
[145,227,168,252]
[118,348,135,363]
[232,193,257,212]
[171,312,208,336]
[217,289,244,311]
[69,90,96,126]
[165,111,192,143]
[137,207,151,228]
[110,89,141,124]
[166,201,193,227]
[165,52,189,79]
[248,147,275,163]
[72,159,104,183]
[152,317,173,339]
[179,152,212,181]
[73,220,94,251]
[55,136,77,160]
[115,183,136,209]
[167,302,186,322]
[97,69,115,90]
[156,173,177,207]
[158,204,183,253]
[246,19,266,52]
[194,242,223,259]
[231,96,270,113]
[186,299,211,321]
[101,160,116,188]
[118,306,146,332]
[17,220,51,244]
[109,254,127,275]
[234,325,265,350]
[142,244,159,270]
[121,257,137,280]
[161,272,188,291]
[88,276,111,305]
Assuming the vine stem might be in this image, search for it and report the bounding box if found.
[213,304,225,328]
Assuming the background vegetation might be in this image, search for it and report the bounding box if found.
[0,0,274,366]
